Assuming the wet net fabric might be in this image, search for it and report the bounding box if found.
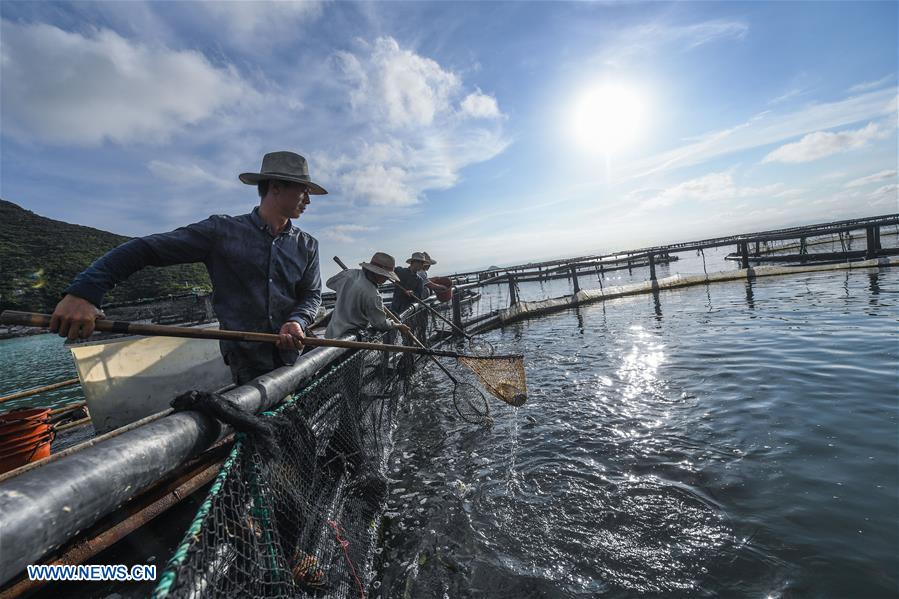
[458,355,528,407]
[153,319,422,599]
[466,336,496,357]
[451,381,491,425]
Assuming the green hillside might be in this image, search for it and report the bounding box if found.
[0,199,211,313]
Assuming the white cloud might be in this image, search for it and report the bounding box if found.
[323,36,509,206]
[617,89,897,181]
[773,188,807,198]
[320,224,378,243]
[325,145,420,206]
[600,19,748,65]
[0,20,254,146]
[799,183,899,218]
[460,91,502,119]
[197,1,324,47]
[147,160,239,189]
[762,122,890,164]
[844,169,897,188]
[673,20,749,48]
[642,172,783,208]
[339,37,461,128]
[848,74,896,94]
[870,183,898,200]
[768,88,804,105]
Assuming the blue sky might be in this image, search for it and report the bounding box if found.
[1,1,896,278]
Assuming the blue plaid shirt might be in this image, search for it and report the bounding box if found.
[65,208,322,371]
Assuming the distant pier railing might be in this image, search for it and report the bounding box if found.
[447,214,899,301]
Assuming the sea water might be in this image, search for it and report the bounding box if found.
[380,266,899,598]
[0,333,83,410]
[2,257,897,598]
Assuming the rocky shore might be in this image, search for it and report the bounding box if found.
[0,325,49,340]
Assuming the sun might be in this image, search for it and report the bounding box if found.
[570,81,648,156]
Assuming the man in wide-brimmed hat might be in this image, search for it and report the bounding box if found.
[390,251,450,314]
[389,251,431,314]
[50,151,327,385]
[326,252,412,339]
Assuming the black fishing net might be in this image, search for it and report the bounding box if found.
[153,313,429,599]
[452,381,492,425]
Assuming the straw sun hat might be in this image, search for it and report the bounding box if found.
[360,252,400,282]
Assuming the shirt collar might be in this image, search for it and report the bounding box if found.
[361,269,379,288]
[250,207,296,236]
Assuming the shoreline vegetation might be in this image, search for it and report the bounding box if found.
[0,199,211,316]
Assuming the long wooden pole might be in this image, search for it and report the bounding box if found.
[0,378,79,405]
[0,311,515,360]
[49,402,86,418]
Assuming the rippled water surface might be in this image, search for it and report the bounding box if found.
[0,334,84,410]
[378,267,899,598]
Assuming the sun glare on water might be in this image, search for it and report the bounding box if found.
[570,81,649,157]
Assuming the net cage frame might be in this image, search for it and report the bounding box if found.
[153,307,484,598]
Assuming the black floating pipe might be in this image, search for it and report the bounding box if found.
[0,342,352,586]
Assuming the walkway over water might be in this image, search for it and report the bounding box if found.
[447,213,899,290]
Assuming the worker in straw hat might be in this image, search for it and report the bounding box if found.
[326,252,413,339]
[389,251,431,314]
[49,151,327,385]
[420,251,448,294]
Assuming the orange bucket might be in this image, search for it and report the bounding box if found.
[0,407,50,428]
[0,418,50,438]
[0,424,51,449]
[430,276,453,302]
[0,429,52,452]
[0,434,52,474]
[0,408,49,438]
[0,408,53,474]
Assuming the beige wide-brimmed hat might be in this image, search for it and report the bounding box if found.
[422,251,437,265]
[360,252,400,282]
[406,252,428,264]
[239,151,328,195]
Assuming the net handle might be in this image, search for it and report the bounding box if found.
[0,311,509,360]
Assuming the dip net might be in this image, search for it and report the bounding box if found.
[458,355,528,407]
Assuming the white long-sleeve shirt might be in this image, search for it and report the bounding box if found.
[325,269,397,339]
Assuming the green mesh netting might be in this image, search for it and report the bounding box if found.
[152,310,430,599]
